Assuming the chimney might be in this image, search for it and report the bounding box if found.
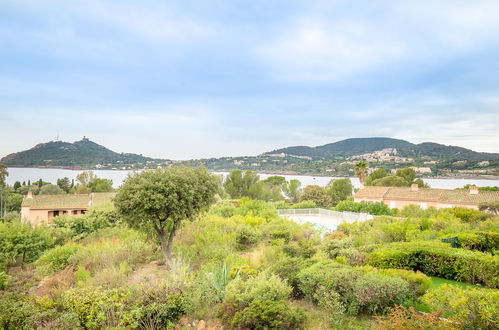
[410,183,419,192]
[469,185,479,195]
[27,190,33,199]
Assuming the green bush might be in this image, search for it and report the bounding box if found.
[230,299,306,330]
[423,284,499,330]
[368,241,499,288]
[297,261,412,315]
[235,227,261,248]
[380,268,431,298]
[335,200,394,216]
[270,257,316,297]
[220,272,299,328]
[236,198,277,220]
[441,231,499,253]
[53,205,118,240]
[35,243,81,273]
[443,207,484,223]
[283,240,317,259]
[0,292,66,329]
[62,285,187,329]
[209,202,236,218]
[289,200,317,209]
[0,271,11,290]
[224,272,292,308]
[0,221,55,264]
[353,273,410,315]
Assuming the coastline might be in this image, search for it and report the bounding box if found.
[7,165,499,181]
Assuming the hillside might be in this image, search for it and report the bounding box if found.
[265,137,499,161]
[0,138,162,167]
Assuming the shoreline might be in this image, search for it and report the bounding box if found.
[6,165,499,181]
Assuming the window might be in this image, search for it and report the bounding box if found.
[419,203,427,210]
[389,201,396,208]
[54,210,60,217]
[72,210,78,215]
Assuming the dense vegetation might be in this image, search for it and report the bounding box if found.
[3,137,498,176]
[267,137,499,161]
[1,166,498,329]
[0,139,161,168]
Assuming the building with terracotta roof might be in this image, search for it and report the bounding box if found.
[354,184,499,210]
[21,191,115,226]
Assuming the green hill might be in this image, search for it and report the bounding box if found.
[0,138,161,167]
[265,137,499,161]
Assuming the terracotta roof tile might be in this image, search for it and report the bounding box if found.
[383,187,445,201]
[22,193,115,209]
[354,186,390,199]
[440,190,499,204]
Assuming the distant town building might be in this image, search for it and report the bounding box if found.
[410,166,432,174]
[354,185,499,210]
[21,192,116,227]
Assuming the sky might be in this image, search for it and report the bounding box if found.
[1,0,499,160]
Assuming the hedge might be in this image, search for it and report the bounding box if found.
[441,231,499,253]
[368,242,499,288]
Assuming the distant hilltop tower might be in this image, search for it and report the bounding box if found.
[82,136,90,142]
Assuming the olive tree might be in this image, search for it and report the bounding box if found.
[114,167,219,263]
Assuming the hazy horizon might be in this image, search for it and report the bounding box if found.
[1,1,499,159]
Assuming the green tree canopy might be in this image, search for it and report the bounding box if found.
[365,168,387,186]
[299,185,331,207]
[56,177,72,193]
[114,167,219,264]
[326,178,353,206]
[39,184,65,195]
[88,178,114,192]
[224,170,260,199]
[0,164,8,188]
[371,175,409,187]
[395,168,417,184]
[284,179,302,202]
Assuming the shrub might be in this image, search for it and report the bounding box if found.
[0,271,11,290]
[297,261,419,316]
[441,231,499,253]
[235,227,261,249]
[353,273,410,315]
[374,305,459,330]
[230,299,306,330]
[53,207,118,240]
[368,241,499,288]
[335,200,394,216]
[224,272,292,308]
[175,216,238,265]
[236,199,277,220]
[209,202,236,218]
[283,240,317,258]
[0,292,64,329]
[313,286,345,324]
[220,272,297,327]
[36,243,81,273]
[269,229,291,243]
[444,207,484,223]
[423,284,499,330]
[289,200,317,209]
[62,285,187,329]
[379,268,431,298]
[270,257,316,297]
[0,221,55,264]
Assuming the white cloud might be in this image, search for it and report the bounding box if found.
[255,19,406,82]
[255,0,499,82]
